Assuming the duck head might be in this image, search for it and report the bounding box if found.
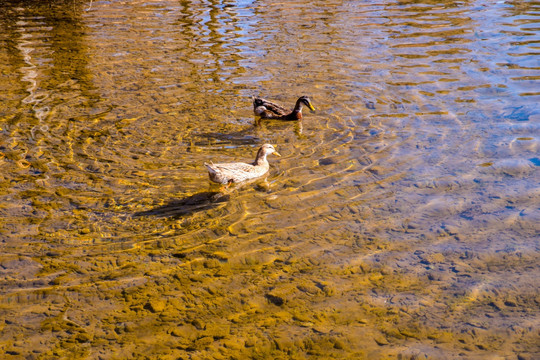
[260,144,281,157]
[298,96,316,112]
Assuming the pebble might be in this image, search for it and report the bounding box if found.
[374,336,389,346]
[145,299,167,313]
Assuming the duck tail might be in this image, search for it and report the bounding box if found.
[204,162,216,174]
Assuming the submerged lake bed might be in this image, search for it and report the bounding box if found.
[1,0,539,358]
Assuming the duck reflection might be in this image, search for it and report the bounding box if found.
[255,117,305,137]
[133,191,229,218]
[191,131,261,147]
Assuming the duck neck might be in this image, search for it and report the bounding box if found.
[254,148,269,166]
[290,99,303,119]
[293,99,304,113]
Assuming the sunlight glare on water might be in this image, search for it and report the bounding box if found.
[0,0,539,358]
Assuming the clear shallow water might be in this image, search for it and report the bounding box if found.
[0,0,539,358]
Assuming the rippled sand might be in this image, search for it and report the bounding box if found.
[0,0,539,358]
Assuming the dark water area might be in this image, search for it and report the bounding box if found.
[0,0,539,358]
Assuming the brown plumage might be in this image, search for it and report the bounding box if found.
[204,144,281,185]
[253,96,316,120]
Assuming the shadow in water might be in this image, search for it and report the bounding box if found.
[192,117,305,148]
[133,191,230,218]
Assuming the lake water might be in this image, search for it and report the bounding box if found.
[1,0,539,358]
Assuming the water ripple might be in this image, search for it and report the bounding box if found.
[0,0,539,358]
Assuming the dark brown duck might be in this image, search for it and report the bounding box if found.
[253,96,316,120]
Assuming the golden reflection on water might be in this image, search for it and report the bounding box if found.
[0,0,539,358]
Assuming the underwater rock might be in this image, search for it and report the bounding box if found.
[486,158,535,177]
[201,324,230,339]
[170,324,198,340]
[374,336,389,346]
[265,282,301,307]
[144,299,167,313]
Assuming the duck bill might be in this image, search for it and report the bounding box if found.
[273,151,281,157]
[307,103,316,112]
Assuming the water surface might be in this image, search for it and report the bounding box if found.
[1,0,539,358]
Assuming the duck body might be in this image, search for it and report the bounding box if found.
[253,96,315,120]
[205,144,281,185]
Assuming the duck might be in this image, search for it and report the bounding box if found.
[253,96,315,120]
[205,144,281,185]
